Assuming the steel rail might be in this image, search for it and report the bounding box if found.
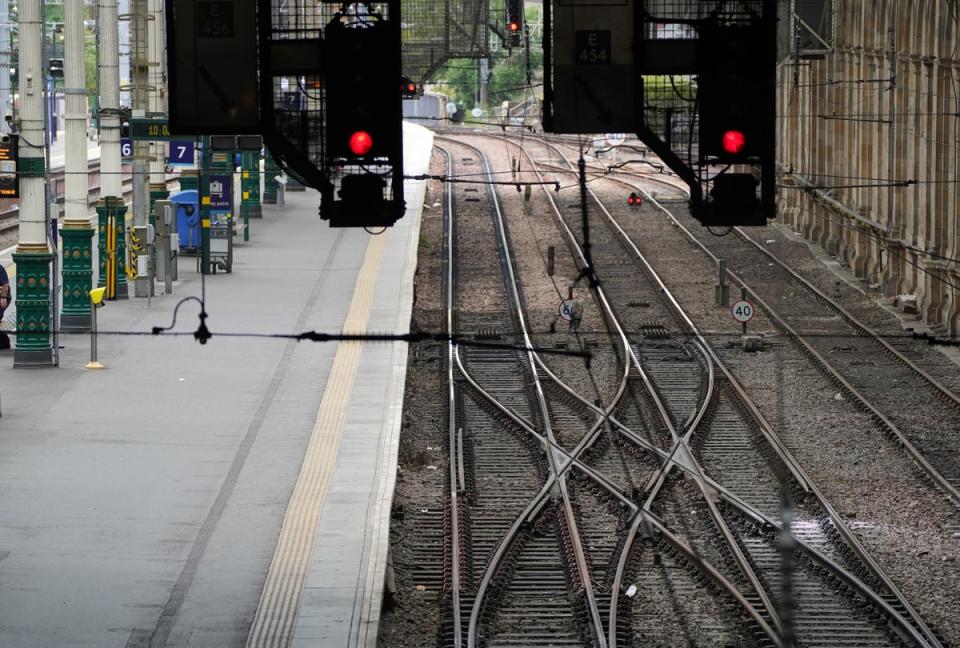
[558,137,960,415]
[491,134,787,646]
[599,162,960,504]
[437,146,464,648]
[736,225,960,408]
[473,141,607,648]
[532,136,943,648]
[456,345,789,648]
[548,141,960,507]
[435,138,607,647]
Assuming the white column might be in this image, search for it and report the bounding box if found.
[99,0,122,198]
[0,0,10,121]
[16,0,46,248]
[148,0,165,184]
[64,0,88,224]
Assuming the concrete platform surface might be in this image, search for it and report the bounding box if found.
[0,122,432,647]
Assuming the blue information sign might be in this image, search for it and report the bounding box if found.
[208,174,232,211]
[120,137,133,160]
[168,140,195,165]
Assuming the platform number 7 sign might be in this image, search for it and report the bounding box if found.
[168,140,195,166]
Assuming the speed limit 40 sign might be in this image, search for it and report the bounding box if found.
[731,300,755,323]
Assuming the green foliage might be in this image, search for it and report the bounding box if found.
[44,4,64,25]
[431,4,544,111]
[641,75,698,106]
[85,30,97,97]
[433,62,478,109]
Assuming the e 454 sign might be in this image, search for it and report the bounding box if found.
[576,30,610,65]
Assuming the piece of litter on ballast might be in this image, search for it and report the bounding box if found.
[625,584,637,598]
[426,465,437,470]
[765,239,776,244]
[834,392,843,401]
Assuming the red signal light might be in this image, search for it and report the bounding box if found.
[722,130,746,155]
[407,83,416,93]
[349,131,374,156]
[507,21,519,32]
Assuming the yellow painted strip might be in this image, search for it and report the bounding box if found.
[246,233,388,648]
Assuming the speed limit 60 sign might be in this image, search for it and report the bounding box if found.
[731,300,755,323]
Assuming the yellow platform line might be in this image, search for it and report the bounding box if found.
[246,232,388,648]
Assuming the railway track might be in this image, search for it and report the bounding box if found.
[438,140,601,647]
[465,131,942,647]
[544,138,960,509]
[382,129,952,646]
[437,136,780,647]
[0,161,180,238]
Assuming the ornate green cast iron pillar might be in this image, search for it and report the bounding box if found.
[149,182,168,211]
[263,150,280,204]
[178,169,199,192]
[96,196,129,298]
[12,246,54,367]
[241,151,262,219]
[59,224,96,332]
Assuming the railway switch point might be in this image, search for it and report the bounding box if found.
[742,335,763,352]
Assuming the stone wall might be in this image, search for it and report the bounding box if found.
[777,0,960,333]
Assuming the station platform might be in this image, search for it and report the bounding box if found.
[0,122,432,647]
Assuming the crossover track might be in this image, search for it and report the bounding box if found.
[432,131,943,647]
[543,136,960,507]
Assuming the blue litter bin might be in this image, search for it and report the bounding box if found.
[169,189,200,251]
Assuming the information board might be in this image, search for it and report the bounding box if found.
[129,118,173,141]
[0,137,18,198]
[207,174,232,211]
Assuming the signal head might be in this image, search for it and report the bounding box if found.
[721,130,746,155]
[349,131,374,157]
[401,76,418,98]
